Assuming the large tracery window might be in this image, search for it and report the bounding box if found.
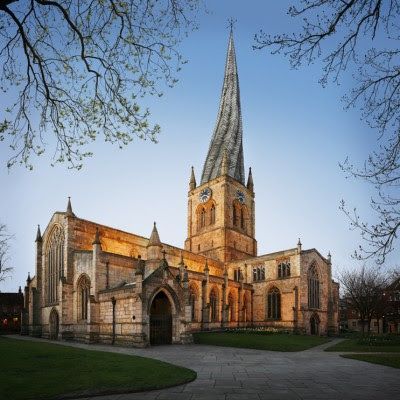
[267,287,281,320]
[210,288,218,322]
[77,275,91,321]
[46,225,64,304]
[308,264,320,309]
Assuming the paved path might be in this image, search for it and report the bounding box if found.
[10,336,400,400]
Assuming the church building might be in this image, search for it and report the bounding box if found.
[23,32,339,346]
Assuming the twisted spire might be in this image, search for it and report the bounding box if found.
[201,30,245,185]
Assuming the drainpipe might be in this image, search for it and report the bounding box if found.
[111,297,116,345]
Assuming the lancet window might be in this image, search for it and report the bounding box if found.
[278,261,291,278]
[77,275,91,321]
[210,289,218,322]
[267,287,281,320]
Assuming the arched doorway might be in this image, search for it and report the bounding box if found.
[150,291,172,345]
[310,314,320,335]
[49,309,59,340]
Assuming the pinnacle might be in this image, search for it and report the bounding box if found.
[35,225,42,242]
[189,166,197,190]
[92,227,101,245]
[247,167,254,191]
[148,221,162,247]
[66,196,76,217]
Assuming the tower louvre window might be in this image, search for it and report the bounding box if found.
[201,207,206,228]
[210,204,216,225]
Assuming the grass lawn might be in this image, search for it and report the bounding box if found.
[193,332,330,351]
[0,337,196,400]
[341,354,400,369]
[325,339,400,353]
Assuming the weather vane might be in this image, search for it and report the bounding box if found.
[227,17,237,32]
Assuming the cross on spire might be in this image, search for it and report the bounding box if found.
[227,17,237,32]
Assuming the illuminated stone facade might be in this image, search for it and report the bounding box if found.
[23,32,339,346]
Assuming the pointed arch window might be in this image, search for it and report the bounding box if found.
[240,209,245,229]
[200,207,206,228]
[308,265,320,309]
[210,204,216,225]
[228,292,235,322]
[267,287,281,320]
[77,275,91,321]
[233,206,237,226]
[46,225,64,305]
[189,286,197,322]
[210,289,218,322]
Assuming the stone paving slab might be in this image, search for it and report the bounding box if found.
[7,335,400,400]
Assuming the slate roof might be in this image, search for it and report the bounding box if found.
[201,31,245,185]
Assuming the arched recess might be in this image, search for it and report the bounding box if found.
[49,308,59,340]
[243,291,251,322]
[76,274,91,322]
[189,283,200,322]
[228,291,236,322]
[209,286,219,322]
[150,291,172,345]
[45,224,65,305]
[310,313,320,335]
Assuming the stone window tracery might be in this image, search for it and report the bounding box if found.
[278,261,291,278]
[308,264,320,309]
[77,275,91,321]
[252,266,265,282]
[267,287,281,319]
[46,225,64,305]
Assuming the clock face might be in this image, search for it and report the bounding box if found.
[199,187,212,203]
[236,190,245,204]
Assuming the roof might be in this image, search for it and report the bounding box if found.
[201,31,245,185]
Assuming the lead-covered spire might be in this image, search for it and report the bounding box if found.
[201,30,245,185]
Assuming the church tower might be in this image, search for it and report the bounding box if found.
[184,30,257,263]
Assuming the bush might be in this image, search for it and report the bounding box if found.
[357,333,400,346]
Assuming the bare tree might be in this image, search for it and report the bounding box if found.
[254,1,400,264]
[0,0,201,170]
[0,223,13,282]
[339,266,388,333]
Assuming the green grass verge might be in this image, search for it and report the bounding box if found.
[341,354,400,369]
[193,332,329,351]
[325,338,400,352]
[0,337,196,400]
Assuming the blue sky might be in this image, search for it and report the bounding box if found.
[0,1,394,292]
